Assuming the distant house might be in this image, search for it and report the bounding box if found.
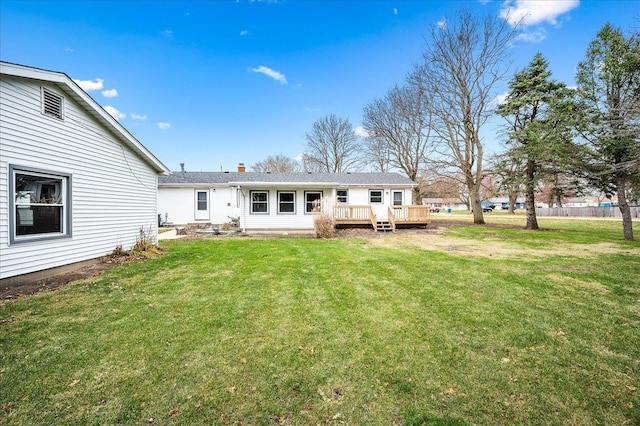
[489,197,526,210]
[158,164,429,231]
[0,62,170,283]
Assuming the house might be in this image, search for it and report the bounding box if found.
[489,197,526,210]
[0,62,170,283]
[158,164,429,231]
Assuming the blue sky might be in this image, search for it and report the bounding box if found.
[1,1,638,173]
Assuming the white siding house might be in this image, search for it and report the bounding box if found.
[158,167,418,231]
[0,62,170,282]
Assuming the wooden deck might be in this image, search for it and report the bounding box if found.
[333,205,430,231]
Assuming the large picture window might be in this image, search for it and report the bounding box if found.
[10,165,71,244]
[251,191,269,214]
[305,191,323,214]
[278,191,296,214]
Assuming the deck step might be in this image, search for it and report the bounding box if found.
[376,221,394,232]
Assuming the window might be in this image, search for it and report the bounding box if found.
[42,87,64,120]
[305,191,323,213]
[10,165,71,244]
[369,190,383,204]
[278,191,296,214]
[336,189,348,204]
[196,191,207,211]
[393,191,403,206]
[251,191,269,214]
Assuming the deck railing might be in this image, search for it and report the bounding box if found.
[391,205,431,223]
[387,206,396,230]
[333,205,374,222]
[333,204,430,229]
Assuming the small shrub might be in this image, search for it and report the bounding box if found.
[227,216,240,228]
[111,244,126,257]
[314,212,335,239]
[133,226,158,253]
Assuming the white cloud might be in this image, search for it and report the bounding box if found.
[493,92,509,106]
[74,78,104,91]
[101,88,118,98]
[500,0,579,27]
[161,29,173,37]
[240,30,249,36]
[103,105,126,120]
[354,126,371,138]
[515,27,547,43]
[393,8,398,15]
[250,65,287,84]
[305,107,320,112]
[64,47,75,53]
[130,113,148,120]
[158,122,171,130]
[437,19,447,29]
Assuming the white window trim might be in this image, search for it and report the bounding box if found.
[369,189,383,204]
[304,191,323,214]
[9,165,72,245]
[250,190,269,214]
[277,191,296,215]
[336,189,348,204]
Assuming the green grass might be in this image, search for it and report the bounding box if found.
[1,219,639,425]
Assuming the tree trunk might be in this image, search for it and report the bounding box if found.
[555,191,563,208]
[508,193,517,214]
[616,177,634,241]
[412,186,421,205]
[525,160,539,230]
[468,177,484,224]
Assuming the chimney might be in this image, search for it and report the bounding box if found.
[237,163,246,173]
[180,163,185,178]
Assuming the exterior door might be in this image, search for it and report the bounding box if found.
[194,190,210,220]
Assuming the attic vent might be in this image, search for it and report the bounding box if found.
[42,88,64,120]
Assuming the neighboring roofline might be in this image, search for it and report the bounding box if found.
[0,61,170,175]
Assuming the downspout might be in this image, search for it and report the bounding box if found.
[237,185,246,233]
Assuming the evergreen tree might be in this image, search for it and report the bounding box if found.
[497,52,574,230]
[575,23,640,240]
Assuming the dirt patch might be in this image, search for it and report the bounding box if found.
[362,224,638,260]
[1,253,155,301]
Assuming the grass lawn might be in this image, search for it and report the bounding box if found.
[1,218,639,425]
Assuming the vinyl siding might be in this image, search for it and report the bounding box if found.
[0,76,159,279]
[241,188,320,230]
[240,187,414,230]
[157,186,239,225]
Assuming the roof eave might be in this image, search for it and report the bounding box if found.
[0,61,170,175]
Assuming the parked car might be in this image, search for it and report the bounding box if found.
[481,200,495,212]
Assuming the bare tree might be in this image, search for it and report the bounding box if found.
[362,84,433,203]
[361,134,392,172]
[303,114,361,172]
[251,154,301,172]
[410,10,517,224]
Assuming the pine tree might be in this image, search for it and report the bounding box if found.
[575,23,640,240]
[497,52,574,230]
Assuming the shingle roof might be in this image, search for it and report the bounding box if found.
[159,172,415,186]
